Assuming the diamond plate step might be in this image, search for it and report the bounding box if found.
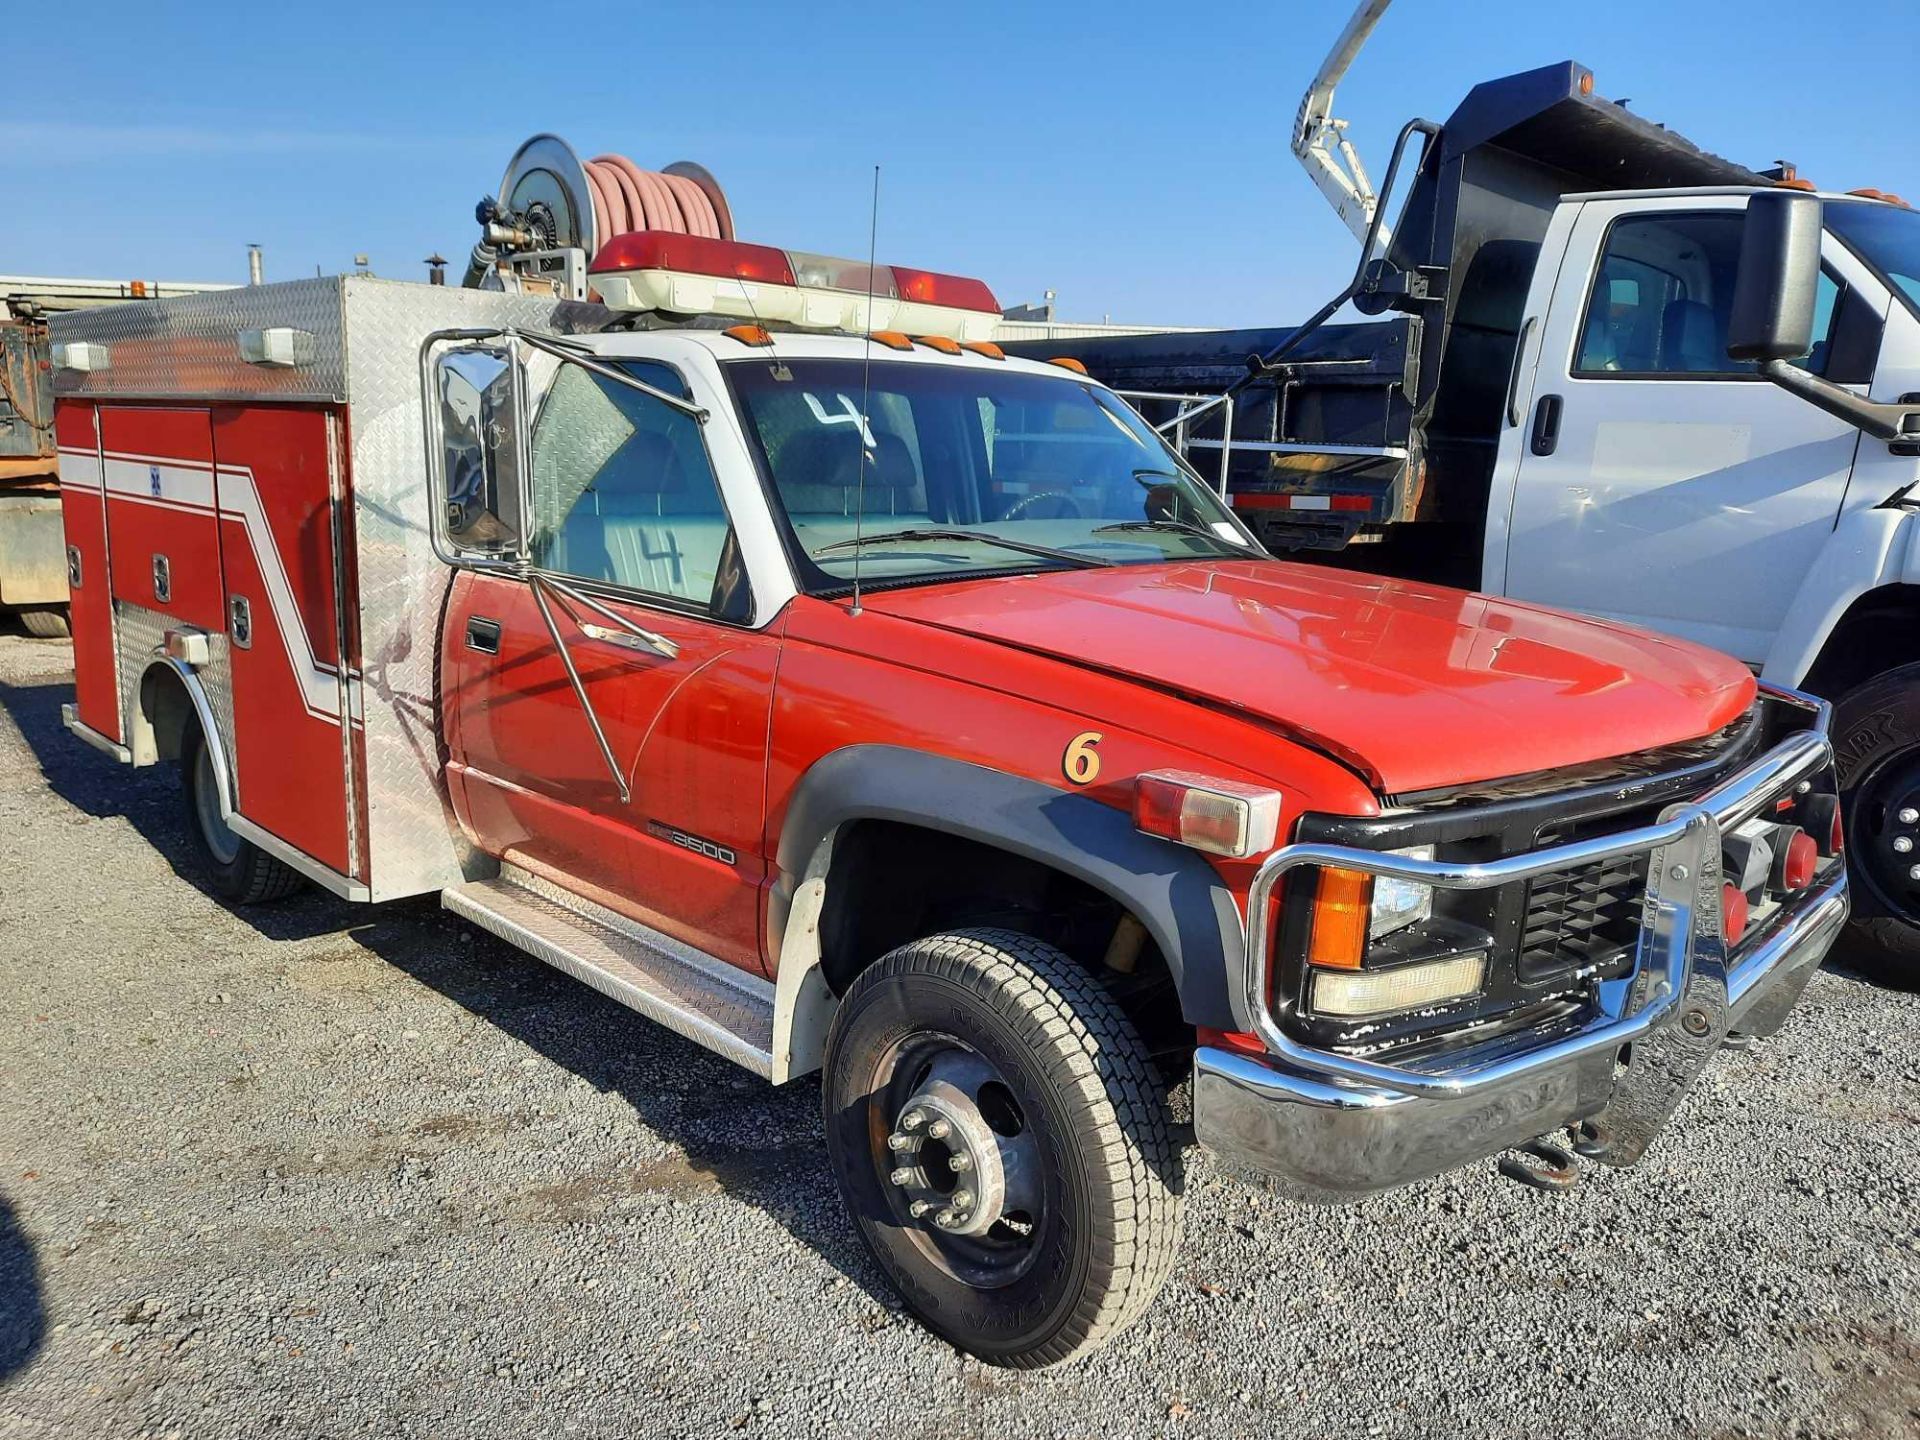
[443,863,776,1077]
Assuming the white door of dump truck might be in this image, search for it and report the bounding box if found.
[1486,192,1882,665]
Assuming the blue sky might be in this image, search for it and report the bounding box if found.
[6,1,1918,328]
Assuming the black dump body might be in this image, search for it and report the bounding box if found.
[1007,61,1762,577]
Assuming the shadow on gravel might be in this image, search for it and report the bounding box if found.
[342,903,897,1310]
[0,675,362,945]
[0,1194,47,1382]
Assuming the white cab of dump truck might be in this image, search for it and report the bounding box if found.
[1487,188,1920,687]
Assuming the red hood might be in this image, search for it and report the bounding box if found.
[862,560,1756,794]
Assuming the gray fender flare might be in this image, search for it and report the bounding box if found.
[767,745,1246,1080]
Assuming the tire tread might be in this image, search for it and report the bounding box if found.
[833,927,1183,1367]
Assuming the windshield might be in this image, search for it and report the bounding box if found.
[1827,200,1920,315]
[725,358,1257,591]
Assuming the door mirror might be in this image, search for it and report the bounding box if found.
[1728,190,1824,363]
[433,345,525,558]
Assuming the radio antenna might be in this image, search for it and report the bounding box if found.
[732,264,790,382]
[850,163,880,618]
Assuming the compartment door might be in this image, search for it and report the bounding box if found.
[99,407,224,630]
[211,405,353,878]
[54,401,119,741]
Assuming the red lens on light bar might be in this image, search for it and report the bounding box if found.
[589,231,796,285]
[891,265,1000,315]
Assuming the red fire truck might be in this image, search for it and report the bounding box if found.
[48,141,1850,1366]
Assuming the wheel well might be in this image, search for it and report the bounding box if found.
[1801,585,1920,699]
[137,663,197,764]
[817,820,1187,1063]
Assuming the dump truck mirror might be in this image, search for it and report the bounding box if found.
[433,345,527,559]
[1728,190,1823,363]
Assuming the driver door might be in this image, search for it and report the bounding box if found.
[437,350,778,974]
[1496,197,1869,665]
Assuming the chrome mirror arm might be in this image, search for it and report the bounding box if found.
[527,573,631,805]
[538,574,681,660]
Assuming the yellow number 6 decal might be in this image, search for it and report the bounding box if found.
[1063,731,1103,785]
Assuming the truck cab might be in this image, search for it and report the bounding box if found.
[1489,188,1920,682]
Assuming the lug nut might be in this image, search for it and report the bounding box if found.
[1909,864,1920,882]
[926,1118,952,1141]
[886,1132,915,1151]
[900,1109,926,1131]
[908,1200,932,1219]
[934,1209,958,1229]
[1896,837,1914,855]
[1899,807,1918,825]
[948,1153,973,1173]
[950,1189,974,1211]
[890,1167,914,1187]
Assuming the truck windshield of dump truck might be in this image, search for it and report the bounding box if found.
[726,358,1259,592]
[1827,199,1920,316]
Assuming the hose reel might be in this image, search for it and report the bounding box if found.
[465,133,735,296]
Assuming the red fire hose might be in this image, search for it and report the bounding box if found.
[582,154,733,249]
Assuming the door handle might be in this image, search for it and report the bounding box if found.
[465,616,502,654]
[1530,394,1563,457]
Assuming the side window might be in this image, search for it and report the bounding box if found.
[1574,213,1841,378]
[528,363,738,612]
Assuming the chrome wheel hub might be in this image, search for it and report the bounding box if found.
[879,1046,1041,1251]
[885,1079,1007,1237]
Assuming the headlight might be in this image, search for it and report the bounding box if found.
[1369,845,1434,939]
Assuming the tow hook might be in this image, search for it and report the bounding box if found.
[1496,1137,1582,1192]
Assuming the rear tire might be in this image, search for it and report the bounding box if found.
[1832,663,1920,983]
[18,607,70,639]
[821,929,1183,1368]
[179,722,303,905]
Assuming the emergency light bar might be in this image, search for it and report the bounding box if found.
[588,232,1001,343]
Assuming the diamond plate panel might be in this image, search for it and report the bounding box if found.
[196,632,238,800]
[49,279,349,404]
[111,601,235,781]
[340,279,567,900]
[445,866,775,1075]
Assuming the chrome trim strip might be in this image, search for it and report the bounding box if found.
[227,813,372,903]
[1242,724,1836,1100]
[61,703,132,763]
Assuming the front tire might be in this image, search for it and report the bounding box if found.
[179,722,303,905]
[821,929,1182,1368]
[1833,662,1920,982]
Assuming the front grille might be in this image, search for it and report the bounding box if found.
[1518,850,1649,979]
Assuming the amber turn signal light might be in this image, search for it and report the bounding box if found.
[1306,867,1373,971]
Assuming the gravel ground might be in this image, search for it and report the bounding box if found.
[0,626,1915,1439]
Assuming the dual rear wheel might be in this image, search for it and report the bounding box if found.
[178,721,303,904]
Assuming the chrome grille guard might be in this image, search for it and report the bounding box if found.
[1240,687,1837,1100]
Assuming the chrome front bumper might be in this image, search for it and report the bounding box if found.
[1193,700,1849,1202]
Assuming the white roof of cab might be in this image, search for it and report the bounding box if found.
[589,327,1079,383]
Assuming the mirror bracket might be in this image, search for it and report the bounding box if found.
[1758,359,1920,444]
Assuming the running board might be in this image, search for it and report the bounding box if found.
[443,863,776,1078]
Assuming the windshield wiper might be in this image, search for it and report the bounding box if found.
[1089,517,1245,549]
[811,528,1113,569]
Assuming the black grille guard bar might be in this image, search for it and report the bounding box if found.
[1240,686,1836,1100]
